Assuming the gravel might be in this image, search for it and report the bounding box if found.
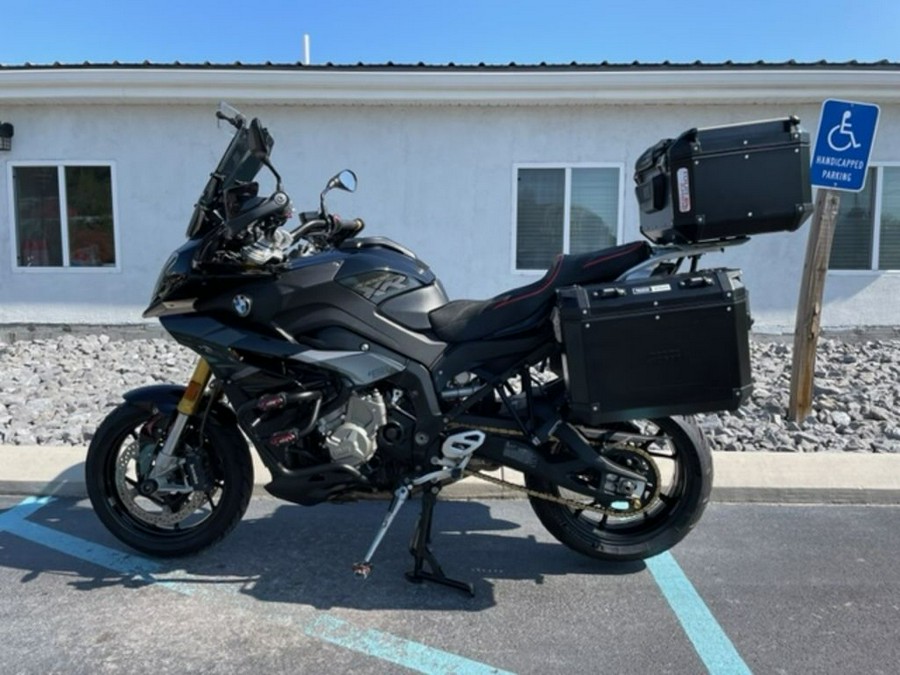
[0,333,897,452]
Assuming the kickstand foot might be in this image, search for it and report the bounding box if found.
[405,486,475,597]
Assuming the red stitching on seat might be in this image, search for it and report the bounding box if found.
[489,243,645,311]
[491,255,563,309]
[582,242,644,269]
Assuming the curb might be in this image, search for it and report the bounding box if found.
[2,446,900,504]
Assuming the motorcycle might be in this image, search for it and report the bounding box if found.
[86,105,811,595]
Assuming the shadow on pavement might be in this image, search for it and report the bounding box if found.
[1,496,646,612]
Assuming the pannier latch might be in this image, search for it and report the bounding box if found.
[678,275,713,289]
[594,287,627,299]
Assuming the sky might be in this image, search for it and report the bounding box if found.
[1,0,899,66]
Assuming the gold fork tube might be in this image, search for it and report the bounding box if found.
[177,358,213,416]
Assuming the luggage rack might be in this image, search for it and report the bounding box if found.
[620,236,750,281]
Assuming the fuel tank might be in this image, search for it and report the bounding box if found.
[187,237,450,368]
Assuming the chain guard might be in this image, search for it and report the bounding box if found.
[465,443,662,517]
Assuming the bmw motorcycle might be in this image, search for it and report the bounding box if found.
[87,105,806,594]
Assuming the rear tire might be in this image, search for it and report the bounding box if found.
[85,402,253,557]
[526,416,711,562]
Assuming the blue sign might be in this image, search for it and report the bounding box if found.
[811,99,880,192]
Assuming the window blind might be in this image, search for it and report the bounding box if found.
[828,170,876,270]
[569,168,618,254]
[878,167,900,270]
[516,168,565,269]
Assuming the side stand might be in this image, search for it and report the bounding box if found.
[405,486,475,597]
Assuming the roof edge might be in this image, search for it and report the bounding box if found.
[3,59,900,70]
[2,65,900,105]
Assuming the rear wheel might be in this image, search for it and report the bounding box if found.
[525,416,711,561]
[85,402,253,557]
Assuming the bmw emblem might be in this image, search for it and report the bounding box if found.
[232,294,252,317]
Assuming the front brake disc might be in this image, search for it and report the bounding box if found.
[115,441,207,526]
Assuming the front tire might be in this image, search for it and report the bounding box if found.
[85,402,253,557]
[526,416,711,562]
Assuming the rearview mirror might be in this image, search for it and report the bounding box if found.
[320,170,358,214]
[325,169,357,194]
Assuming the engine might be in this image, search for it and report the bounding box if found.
[317,390,388,467]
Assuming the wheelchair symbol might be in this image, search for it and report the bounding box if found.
[827,110,862,152]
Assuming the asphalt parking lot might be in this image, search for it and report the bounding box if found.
[2,494,899,674]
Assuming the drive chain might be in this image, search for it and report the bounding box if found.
[462,469,615,514]
[463,441,661,517]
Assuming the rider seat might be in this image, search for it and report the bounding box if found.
[429,241,650,343]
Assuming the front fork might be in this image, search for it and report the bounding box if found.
[147,358,213,482]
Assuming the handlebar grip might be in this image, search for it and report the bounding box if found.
[333,216,365,237]
[288,215,365,248]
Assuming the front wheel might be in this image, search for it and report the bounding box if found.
[525,416,711,562]
[85,402,253,557]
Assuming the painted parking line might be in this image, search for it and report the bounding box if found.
[646,552,752,675]
[0,496,161,580]
[0,497,513,675]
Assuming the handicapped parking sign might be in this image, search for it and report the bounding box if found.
[811,99,879,192]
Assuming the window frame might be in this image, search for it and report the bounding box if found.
[828,162,900,277]
[7,160,121,273]
[511,162,625,275]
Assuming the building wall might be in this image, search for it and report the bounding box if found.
[1,100,899,331]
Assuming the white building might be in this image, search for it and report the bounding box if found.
[2,62,900,332]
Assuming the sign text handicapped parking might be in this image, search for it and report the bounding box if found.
[811,99,880,192]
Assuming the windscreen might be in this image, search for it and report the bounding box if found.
[185,124,266,238]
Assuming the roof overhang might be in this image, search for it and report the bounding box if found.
[1,66,900,106]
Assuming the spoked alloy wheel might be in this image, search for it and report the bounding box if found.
[525,416,711,562]
[85,403,253,557]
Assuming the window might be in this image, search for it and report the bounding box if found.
[514,165,621,271]
[10,163,117,269]
[829,165,900,271]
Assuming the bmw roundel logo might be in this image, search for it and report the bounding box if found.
[232,294,252,317]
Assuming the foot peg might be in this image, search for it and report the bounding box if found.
[422,430,486,481]
[441,430,485,461]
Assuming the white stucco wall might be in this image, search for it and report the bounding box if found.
[1,95,899,331]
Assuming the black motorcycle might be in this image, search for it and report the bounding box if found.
[86,105,811,594]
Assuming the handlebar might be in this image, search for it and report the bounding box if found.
[226,200,365,266]
[289,214,365,245]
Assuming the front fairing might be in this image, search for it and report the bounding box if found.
[143,239,203,317]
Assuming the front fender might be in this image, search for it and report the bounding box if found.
[122,384,239,429]
[123,384,186,414]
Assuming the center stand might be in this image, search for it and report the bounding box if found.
[405,485,475,597]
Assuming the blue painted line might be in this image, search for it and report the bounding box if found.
[646,551,752,675]
[3,516,163,580]
[1,497,515,675]
[0,495,55,524]
[307,614,511,675]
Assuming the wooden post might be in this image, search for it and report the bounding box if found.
[788,189,842,422]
